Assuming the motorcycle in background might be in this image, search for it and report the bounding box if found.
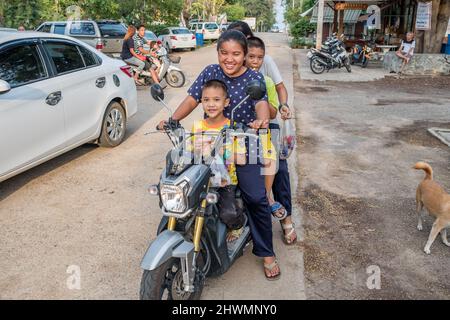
[307,33,351,74]
[126,46,186,88]
[350,43,372,68]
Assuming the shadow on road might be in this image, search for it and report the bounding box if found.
[0,144,98,202]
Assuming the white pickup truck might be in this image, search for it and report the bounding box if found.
[36,20,127,56]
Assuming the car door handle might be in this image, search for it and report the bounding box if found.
[96,77,106,88]
[45,91,62,106]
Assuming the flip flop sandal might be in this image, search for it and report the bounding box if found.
[281,222,297,245]
[263,259,281,281]
[270,202,287,221]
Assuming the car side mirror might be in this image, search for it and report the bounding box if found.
[245,79,266,100]
[150,84,164,101]
[0,80,11,94]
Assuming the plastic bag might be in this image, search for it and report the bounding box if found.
[209,154,232,187]
[279,119,296,160]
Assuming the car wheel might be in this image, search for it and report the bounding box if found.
[99,101,127,147]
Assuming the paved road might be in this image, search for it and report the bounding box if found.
[0,33,305,299]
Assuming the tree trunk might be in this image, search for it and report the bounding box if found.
[338,8,344,37]
[333,4,338,33]
[419,0,450,53]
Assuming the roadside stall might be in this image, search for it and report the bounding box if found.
[304,0,419,56]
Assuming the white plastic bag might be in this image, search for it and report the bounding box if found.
[209,154,232,187]
[279,119,296,160]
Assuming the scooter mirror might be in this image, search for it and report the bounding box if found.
[245,79,266,100]
[150,84,164,101]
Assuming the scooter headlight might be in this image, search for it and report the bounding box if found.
[160,180,189,213]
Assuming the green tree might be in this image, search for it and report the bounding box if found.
[290,16,315,38]
[223,3,245,21]
[241,0,275,30]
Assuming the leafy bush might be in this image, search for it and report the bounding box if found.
[290,17,316,38]
[290,37,314,49]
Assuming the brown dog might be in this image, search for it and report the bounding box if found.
[414,162,450,254]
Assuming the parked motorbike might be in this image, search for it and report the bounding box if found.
[350,43,372,68]
[307,34,351,74]
[127,46,186,88]
[139,80,266,300]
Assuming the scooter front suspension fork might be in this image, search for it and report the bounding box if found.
[193,199,207,252]
[167,216,177,231]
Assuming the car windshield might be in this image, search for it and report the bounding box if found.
[98,23,126,37]
[205,23,218,30]
[171,29,191,35]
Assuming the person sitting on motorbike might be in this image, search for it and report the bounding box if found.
[245,36,297,245]
[149,40,162,73]
[158,30,281,280]
[190,79,247,242]
[121,25,145,84]
[133,25,160,84]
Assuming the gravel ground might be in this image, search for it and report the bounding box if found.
[293,49,450,299]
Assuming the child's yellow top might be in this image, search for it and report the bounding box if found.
[190,118,246,185]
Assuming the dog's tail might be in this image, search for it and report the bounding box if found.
[413,162,433,180]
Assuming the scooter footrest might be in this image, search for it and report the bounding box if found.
[227,226,250,260]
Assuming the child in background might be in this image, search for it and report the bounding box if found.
[149,40,162,72]
[190,79,247,242]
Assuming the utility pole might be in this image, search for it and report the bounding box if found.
[316,0,325,49]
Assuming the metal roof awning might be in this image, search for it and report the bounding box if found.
[300,0,389,18]
[310,6,363,24]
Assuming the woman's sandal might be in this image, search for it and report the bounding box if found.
[281,222,297,245]
[263,259,281,281]
[270,202,287,221]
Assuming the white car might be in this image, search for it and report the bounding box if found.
[0,31,137,183]
[189,22,220,40]
[158,27,196,52]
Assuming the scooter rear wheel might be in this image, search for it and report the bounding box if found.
[310,57,325,74]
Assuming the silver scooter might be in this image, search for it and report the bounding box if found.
[139,80,266,300]
[126,46,186,87]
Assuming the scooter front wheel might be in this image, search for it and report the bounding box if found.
[165,70,186,88]
[140,258,204,300]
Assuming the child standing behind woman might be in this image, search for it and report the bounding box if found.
[246,36,297,245]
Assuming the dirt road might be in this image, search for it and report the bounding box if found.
[294,50,450,299]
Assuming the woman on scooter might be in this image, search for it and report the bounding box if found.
[228,22,297,245]
[158,30,281,280]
